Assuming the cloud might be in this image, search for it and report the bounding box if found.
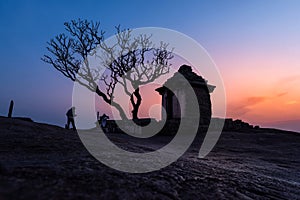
[227,96,267,117]
[246,96,266,105]
[227,75,299,119]
[276,92,288,97]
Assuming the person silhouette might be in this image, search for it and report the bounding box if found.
[66,107,76,130]
[100,114,109,129]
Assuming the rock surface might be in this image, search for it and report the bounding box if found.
[0,117,299,199]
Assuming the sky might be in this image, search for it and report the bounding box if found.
[0,0,299,132]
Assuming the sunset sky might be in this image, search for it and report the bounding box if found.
[0,0,299,132]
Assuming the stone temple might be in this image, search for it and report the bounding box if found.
[155,65,215,130]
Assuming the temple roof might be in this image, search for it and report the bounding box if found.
[156,65,216,94]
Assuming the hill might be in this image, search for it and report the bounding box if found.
[0,117,299,199]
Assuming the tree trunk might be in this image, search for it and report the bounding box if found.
[111,101,128,120]
[95,86,128,120]
[130,87,142,120]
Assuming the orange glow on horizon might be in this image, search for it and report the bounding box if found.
[94,47,300,131]
[218,49,300,126]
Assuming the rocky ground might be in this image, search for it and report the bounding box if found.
[0,117,299,199]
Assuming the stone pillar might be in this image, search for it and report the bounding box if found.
[8,100,14,118]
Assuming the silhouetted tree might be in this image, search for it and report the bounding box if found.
[100,26,173,119]
[42,19,128,119]
[42,19,173,120]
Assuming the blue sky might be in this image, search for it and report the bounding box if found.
[0,0,300,131]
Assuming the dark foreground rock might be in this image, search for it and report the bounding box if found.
[0,117,299,199]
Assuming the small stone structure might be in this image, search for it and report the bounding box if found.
[155,65,215,130]
[8,100,14,118]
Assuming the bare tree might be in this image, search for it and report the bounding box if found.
[100,27,174,119]
[43,19,173,120]
[42,19,129,119]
